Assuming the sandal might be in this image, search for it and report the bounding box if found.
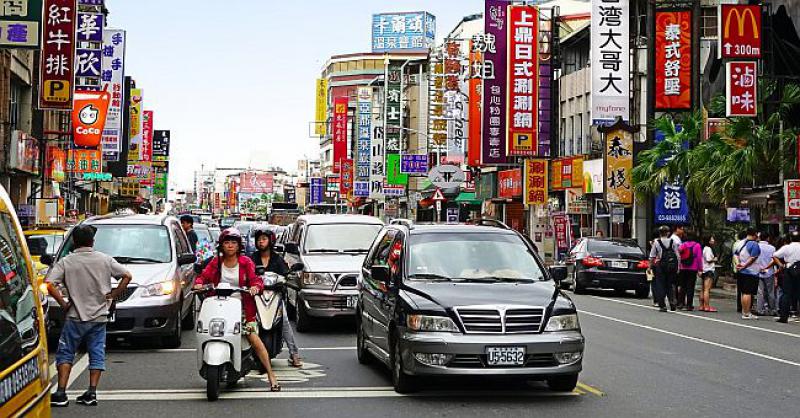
[270,382,281,392]
[288,356,303,368]
[706,306,718,313]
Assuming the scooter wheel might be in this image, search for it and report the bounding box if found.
[206,365,221,401]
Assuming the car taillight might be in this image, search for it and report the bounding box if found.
[636,260,650,269]
[582,257,604,268]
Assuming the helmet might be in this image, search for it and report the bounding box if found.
[252,226,276,252]
[217,228,243,251]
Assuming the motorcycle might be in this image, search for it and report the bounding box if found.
[255,268,285,366]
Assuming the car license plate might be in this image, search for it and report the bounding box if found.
[611,261,628,269]
[346,296,357,309]
[485,346,526,366]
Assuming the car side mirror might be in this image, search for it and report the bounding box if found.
[290,263,304,273]
[371,265,391,283]
[549,265,568,283]
[284,242,299,254]
[40,254,54,266]
[178,254,197,266]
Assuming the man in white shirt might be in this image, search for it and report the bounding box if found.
[670,225,685,247]
[756,232,777,316]
[772,231,800,323]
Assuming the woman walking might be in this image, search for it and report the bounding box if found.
[699,236,718,312]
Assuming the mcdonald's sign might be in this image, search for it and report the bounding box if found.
[720,4,761,58]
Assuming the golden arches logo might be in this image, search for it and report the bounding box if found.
[724,6,759,39]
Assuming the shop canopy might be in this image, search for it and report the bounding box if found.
[455,192,481,205]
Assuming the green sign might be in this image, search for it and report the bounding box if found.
[82,172,112,181]
[0,0,43,48]
[154,172,168,197]
[386,154,408,185]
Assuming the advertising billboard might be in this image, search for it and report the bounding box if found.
[371,12,435,52]
[591,0,630,124]
[506,5,538,156]
[726,61,757,117]
[482,0,508,163]
[101,29,126,156]
[655,10,692,111]
[720,4,761,59]
[39,0,77,109]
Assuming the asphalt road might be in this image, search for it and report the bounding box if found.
[50,290,800,418]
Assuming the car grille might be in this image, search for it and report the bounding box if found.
[114,286,138,303]
[454,306,545,334]
[336,274,358,288]
[448,353,558,369]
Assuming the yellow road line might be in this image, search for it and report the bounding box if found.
[576,382,605,397]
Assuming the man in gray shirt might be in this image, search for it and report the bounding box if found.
[46,225,132,407]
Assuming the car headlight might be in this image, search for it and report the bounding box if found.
[302,272,335,288]
[142,280,176,297]
[544,314,580,332]
[407,314,459,332]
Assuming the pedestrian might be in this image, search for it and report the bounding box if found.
[732,230,748,312]
[671,225,685,247]
[45,225,134,407]
[756,231,778,316]
[649,226,679,312]
[770,230,800,323]
[677,233,702,311]
[734,228,761,320]
[699,235,718,312]
[596,230,605,238]
[180,214,199,252]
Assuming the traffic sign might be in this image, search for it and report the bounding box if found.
[428,164,466,189]
[432,188,446,202]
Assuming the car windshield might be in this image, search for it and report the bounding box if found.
[59,225,172,263]
[25,234,64,257]
[587,240,644,257]
[209,228,220,241]
[408,233,545,282]
[195,228,212,243]
[304,224,382,253]
[236,223,254,236]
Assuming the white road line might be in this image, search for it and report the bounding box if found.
[66,353,89,389]
[579,309,800,368]
[301,347,356,351]
[108,347,355,354]
[588,295,800,339]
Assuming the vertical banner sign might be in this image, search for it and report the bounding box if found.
[468,38,483,167]
[75,8,104,90]
[0,0,43,48]
[538,15,553,157]
[386,63,402,153]
[524,159,548,206]
[315,78,328,136]
[605,128,634,204]
[127,88,143,161]
[72,90,110,147]
[356,87,372,181]
[553,213,570,251]
[446,92,466,163]
[655,10,692,111]
[507,5,539,156]
[430,62,447,148]
[726,61,757,117]
[39,0,77,109]
[370,109,385,199]
[482,0,508,164]
[310,178,324,205]
[720,5,761,59]
[152,130,170,161]
[785,180,800,218]
[101,29,126,157]
[339,159,354,195]
[655,180,690,224]
[591,0,630,124]
[141,110,153,162]
[332,97,348,173]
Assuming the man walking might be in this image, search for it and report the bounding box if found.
[735,228,761,320]
[180,214,199,252]
[650,226,679,312]
[46,225,133,407]
[772,231,800,323]
[756,232,777,316]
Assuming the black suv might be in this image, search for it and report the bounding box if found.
[356,220,584,393]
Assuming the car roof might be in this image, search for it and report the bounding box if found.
[194,224,210,231]
[401,223,519,235]
[82,214,173,226]
[296,214,384,226]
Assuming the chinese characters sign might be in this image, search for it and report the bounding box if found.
[315,78,327,136]
[72,89,110,147]
[356,87,371,181]
[482,0,508,164]
[386,154,407,186]
[152,130,170,162]
[498,169,522,198]
[339,159,354,195]
[655,10,692,111]
[332,96,348,173]
[101,29,125,156]
[524,159,548,206]
[604,128,633,204]
[75,8,104,90]
[550,156,584,191]
[141,110,153,162]
[371,12,435,52]
[127,88,143,161]
[446,91,466,163]
[785,180,800,218]
[468,39,483,167]
[353,181,369,198]
[48,146,66,182]
[310,178,323,205]
[67,149,102,174]
[720,4,761,59]
[386,63,402,153]
[507,5,538,156]
[239,172,274,194]
[591,0,629,124]
[0,0,42,48]
[655,180,689,224]
[726,61,757,117]
[39,0,77,109]
[400,154,428,174]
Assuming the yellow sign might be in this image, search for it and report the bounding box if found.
[315,78,328,136]
[605,128,633,204]
[128,88,143,162]
[43,80,71,103]
[524,159,548,206]
[550,160,561,190]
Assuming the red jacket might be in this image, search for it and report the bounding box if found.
[195,255,263,322]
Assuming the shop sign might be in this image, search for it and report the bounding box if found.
[537,17,553,157]
[75,9,104,90]
[356,87,371,181]
[126,162,151,181]
[9,131,40,174]
[82,172,112,181]
[726,61,757,117]
[353,181,369,198]
[141,110,153,162]
[605,128,633,204]
[430,62,446,148]
[507,5,538,157]
[386,63,402,153]
[325,175,340,193]
[482,0,508,164]
[498,169,522,198]
[655,180,689,224]
[553,213,570,251]
[152,130,170,161]
[101,29,125,156]
[310,178,324,204]
[0,0,43,48]
[67,149,102,174]
[332,96,348,173]
[370,116,385,199]
[446,91,466,163]
[477,172,497,201]
[467,39,483,167]
[153,167,168,197]
[48,146,66,182]
[427,164,465,189]
[400,154,428,174]
[239,172,274,194]
[39,0,77,109]
[383,184,405,197]
[386,154,408,186]
[655,10,692,111]
[566,188,590,215]
[340,159,354,195]
[720,4,761,59]
[446,207,459,224]
[371,12,435,52]
[72,90,110,147]
[611,205,625,224]
[550,156,584,191]
[785,180,800,218]
[582,158,604,194]
[705,118,727,141]
[524,159,548,206]
[315,78,327,136]
[127,88,143,161]
[591,0,630,124]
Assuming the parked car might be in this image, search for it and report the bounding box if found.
[194,223,213,245]
[24,226,69,284]
[44,214,197,347]
[356,219,583,393]
[208,226,221,243]
[565,238,650,298]
[283,215,384,331]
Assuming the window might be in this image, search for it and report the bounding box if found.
[370,230,397,267]
[9,83,21,131]
[60,225,173,263]
[587,239,645,257]
[701,7,718,39]
[171,223,191,256]
[25,234,64,257]
[304,223,383,253]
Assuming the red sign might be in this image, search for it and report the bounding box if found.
[655,10,692,110]
[726,61,757,117]
[72,90,111,147]
[553,213,571,251]
[468,41,483,167]
[48,147,66,182]
[339,159,354,195]
[507,5,538,156]
[39,0,77,110]
[239,172,274,194]
[498,169,523,198]
[786,180,800,218]
[332,97,348,173]
[524,159,548,206]
[67,149,102,174]
[721,5,761,59]
[141,110,154,162]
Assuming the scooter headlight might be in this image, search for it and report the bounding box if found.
[209,319,226,337]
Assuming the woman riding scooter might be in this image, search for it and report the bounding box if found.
[250,227,303,367]
[193,228,281,392]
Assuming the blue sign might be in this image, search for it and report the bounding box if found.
[654,125,686,167]
[354,181,370,198]
[310,178,324,205]
[372,12,436,52]
[400,154,428,174]
[357,89,372,181]
[655,181,690,225]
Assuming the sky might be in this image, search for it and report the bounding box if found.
[105,0,484,192]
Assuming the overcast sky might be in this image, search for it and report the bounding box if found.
[105,0,483,191]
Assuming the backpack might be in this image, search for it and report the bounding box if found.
[658,239,679,275]
[680,242,696,267]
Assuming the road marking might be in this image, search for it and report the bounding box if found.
[109,348,196,353]
[579,309,800,368]
[576,382,605,397]
[589,295,800,339]
[66,353,89,389]
[301,347,356,351]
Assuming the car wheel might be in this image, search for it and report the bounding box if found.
[547,374,579,392]
[356,314,371,365]
[181,298,195,329]
[391,331,417,393]
[295,297,312,333]
[635,286,650,299]
[162,307,182,349]
[206,365,221,401]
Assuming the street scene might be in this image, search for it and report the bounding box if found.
[0,0,799,417]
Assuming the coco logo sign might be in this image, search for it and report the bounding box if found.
[72,90,111,148]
